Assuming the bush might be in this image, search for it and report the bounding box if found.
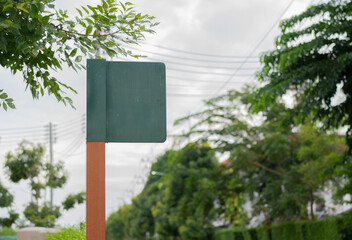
[0,228,16,236]
[303,218,340,240]
[233,229,244,240]
[271,222,303,240]
[337,211,352,240]
[213,228,233,240]
[256,226,270,240]
[46,223,86,240]
[213,215,348,240]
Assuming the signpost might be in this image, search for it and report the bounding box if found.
[86,59,166,240]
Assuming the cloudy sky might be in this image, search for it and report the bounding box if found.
[0,0,317,226]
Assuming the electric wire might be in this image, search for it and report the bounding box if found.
[122,45,260,64]
[167,67,256,77]
[138,57,260,70]
[166,75,250,84]
[210,0,297,98]
[139,42,260,59]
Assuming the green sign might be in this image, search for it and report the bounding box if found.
[87,59,166,142]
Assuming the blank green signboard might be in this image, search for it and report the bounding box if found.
[87,59,166,142]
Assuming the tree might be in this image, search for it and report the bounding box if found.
[106,204,133,240]
[4,140,85,227]
[106,145,220,240]
[253,0,352,152]
[0,181,19,227]
[176,88,346,225]
[127,151,175,239]
[152,143,218,240]
[0,0,157,110]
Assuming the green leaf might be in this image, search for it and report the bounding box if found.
[0,93,8,99]
[16,4,29,13]
[70,48,78,57]
[81,6,89,14]
[76,8,83,17]
[79,21,86,28]
[7,102,15,109]
[86,25,92,35]
[75,56,82,62]
[3,102,7,111]
[2,4,13,12]
[0,21,11,28]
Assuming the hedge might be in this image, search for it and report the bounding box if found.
[213,214,351,240]
[0,229,16,237]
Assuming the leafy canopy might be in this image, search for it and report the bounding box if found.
[253,0,352,150]
[176,88,346,224]
[5,141,85,227]
[0,0,157,110]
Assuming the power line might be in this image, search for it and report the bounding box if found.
[167,75,250,84]
[121,45,260,64]
[139,42,260,59]
[0,125,44,133]
[167,93,211,98]
[167,67,256,77]
[211,0,297,97]
[119,56,260,70]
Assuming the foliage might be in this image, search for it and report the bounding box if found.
[23,202,60,227]
[0,181,18,228]
[336,210,352,240]
[4,140,85,227]
[62,191,86,210]
[152,143,218,240]
[0,90,14,111]
[0,0,158,109]
[106,204,133,240]
[213,228,235,240]
[46,222,86,240]
[213,215,349,240]
[256,226,270,240]
[175,88,345,225]
[106,143,220,240]
[252,0,352,152]
[0,228,16,236]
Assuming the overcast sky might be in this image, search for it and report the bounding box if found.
[0,0,317,226]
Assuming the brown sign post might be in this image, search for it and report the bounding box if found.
[86,59,166,239]
[86,142,106,240]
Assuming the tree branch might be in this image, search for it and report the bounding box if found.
[250,161,286,177]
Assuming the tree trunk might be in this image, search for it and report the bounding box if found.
[309,191,315,221]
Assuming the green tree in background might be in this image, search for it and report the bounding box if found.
[4,140,85,227]
[106,144,220,240]
[0,181,19,227]
[176,88,346,225]
[253,0,352,152]
[128,151,175,239]
[0,0,157,110]
[106,204,133,240]
[152,143,218,240]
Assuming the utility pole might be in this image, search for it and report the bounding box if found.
[48,122,55,208]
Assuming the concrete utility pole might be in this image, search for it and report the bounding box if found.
[48,122,54,208]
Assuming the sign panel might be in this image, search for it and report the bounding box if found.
[87,59,166,142]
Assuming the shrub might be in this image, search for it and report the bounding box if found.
[248,228,258,240]
[304,218,340,240]
[337,211,352,240]
[46,223,86,240]
[213,214,351,240]
[0,228,16,236]
[271,222,304,240]
[256,226,270,240]
[232,229,244,240]
[213,228,233,240]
